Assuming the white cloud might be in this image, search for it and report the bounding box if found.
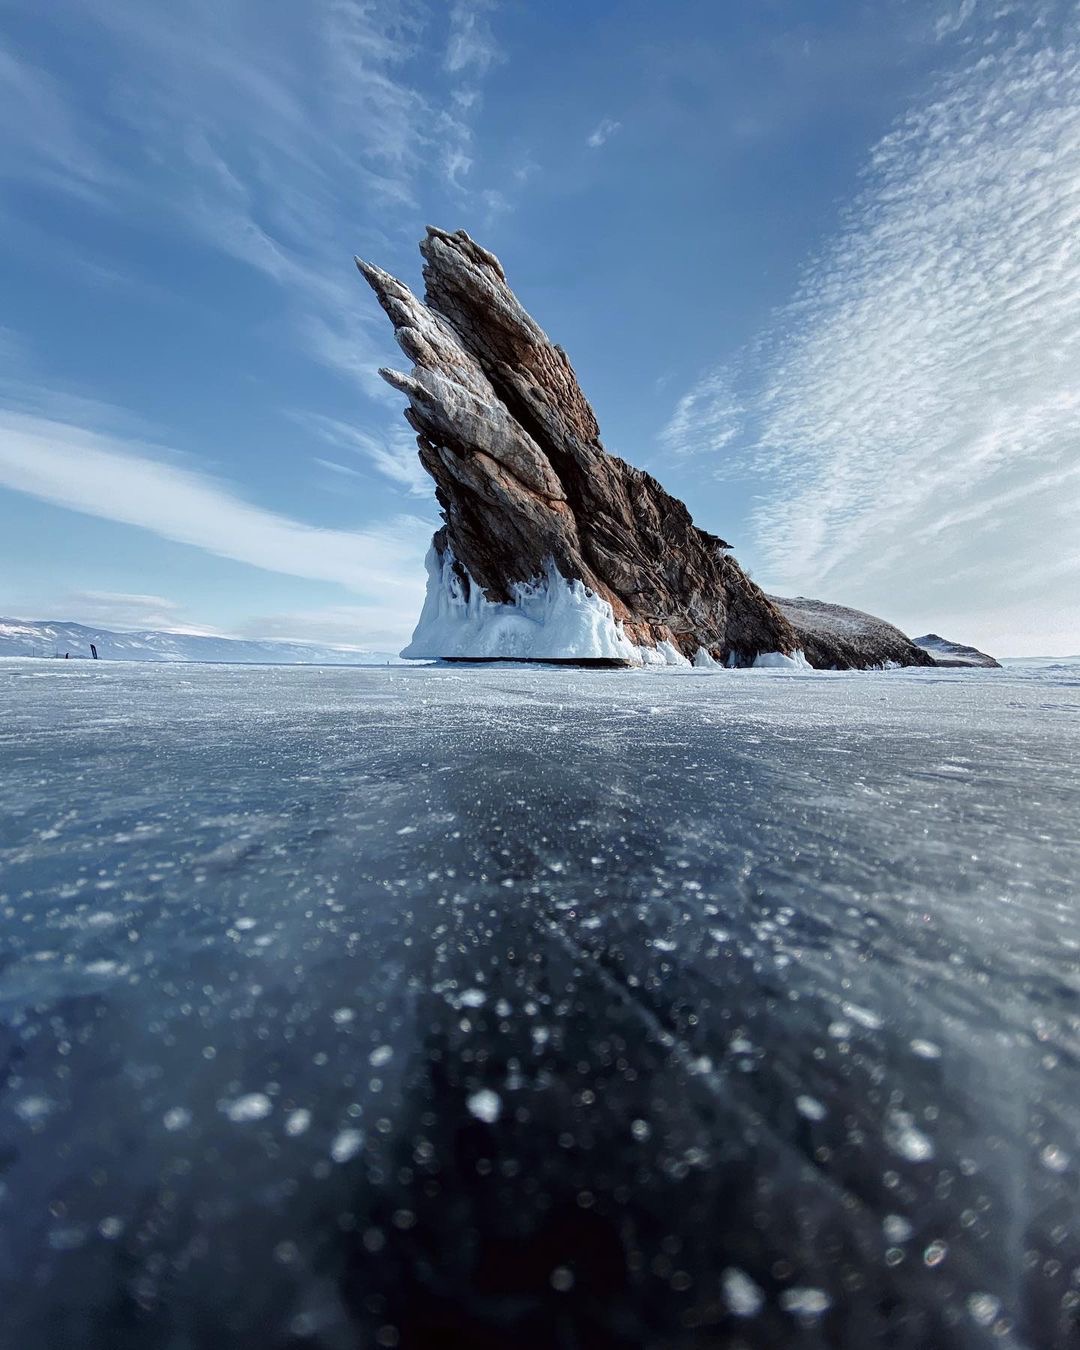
[297,412,431,496]
[0,41,119,202]
[587,117,622,149]
[0,363,161,438]
[660,370,743,458]
[0,409,433,606]
[233,603,417,649]
[664,9,1080,655]
[63,590,226,634]
[445,1,501,75]
[440,4,502,193]
[2,2,507,393]
[443,144,475,189]
[314,457,364,480]
[480,188,512,224]
[934,0,977,41]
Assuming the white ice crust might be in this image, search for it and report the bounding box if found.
[751,649,812,670]
[401,548,808,670]
[401,548,649,662]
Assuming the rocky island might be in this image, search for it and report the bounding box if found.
[913,633,1002,668]
[358,228,933,670]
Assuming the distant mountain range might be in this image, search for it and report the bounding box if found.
[0,619,404,666]
[2,616,1010,671]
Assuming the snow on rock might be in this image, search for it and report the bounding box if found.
[913,634,1001,668]
[770,597,933,671]
[654,640,692,668]
[402,548,643,664]
[359,229,807,668]
[395,542,902,671]
[402,550,806,668]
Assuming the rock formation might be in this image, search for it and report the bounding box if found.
[771,598,936,671]
[913,634,1001,668]
[357,227,932,670]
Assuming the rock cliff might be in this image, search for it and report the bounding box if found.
[357,228,931,670]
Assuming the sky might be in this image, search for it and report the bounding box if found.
[1,0,1077,657]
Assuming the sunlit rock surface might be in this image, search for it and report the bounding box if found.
[772,597,936,671]
[357,229,931,670]
[1,657,1078,1347]
[914,633,1002,668]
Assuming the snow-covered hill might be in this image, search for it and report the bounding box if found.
[0,619,404,665]
[913,633,1001,668]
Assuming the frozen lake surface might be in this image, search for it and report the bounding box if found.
[1,657,1078,1348]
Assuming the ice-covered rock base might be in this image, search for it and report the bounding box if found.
[402,551,808,669]
[401,549,643,664]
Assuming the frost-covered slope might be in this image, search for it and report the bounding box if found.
[913,633,1001,668]
[769,597,933,670]
[0,619,401,665]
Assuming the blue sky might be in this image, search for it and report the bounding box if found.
[1,0,1077,655]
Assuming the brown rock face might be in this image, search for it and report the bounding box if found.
[357,228,930,669]
[771,597,935,671]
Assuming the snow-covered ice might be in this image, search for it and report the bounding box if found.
[0,655,1078,1348]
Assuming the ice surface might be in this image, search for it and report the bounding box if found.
[1,656,1078,1347]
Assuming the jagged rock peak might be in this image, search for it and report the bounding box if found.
[356,228,930,670]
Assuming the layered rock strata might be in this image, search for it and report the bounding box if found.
[357,228,932,670]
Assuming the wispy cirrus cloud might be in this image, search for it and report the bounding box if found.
[233,603,421,649]
[662,5,1080,653]
[933,0,977,41]
[586,116,622,149]
[2,1,506,409]
[439,1,503,194]
[660,369,744,458]
[62,590,225,635]
[0,408,433,610]
[445,0,501,76]
[298,412,431,496]
[0,41,118,203]
[0,0,518,518]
